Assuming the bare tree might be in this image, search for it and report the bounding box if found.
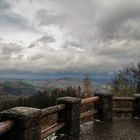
[111,63,140,96]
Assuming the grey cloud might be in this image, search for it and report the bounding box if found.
[2,43,22,55]
[0,0,37,33]
[29,35,55,48]
[0,12,29,30]
[0,41,23,56]
[35,9,65,26]
[35,0,140,42]
[37,35,55,43]
[30,53,44,60]
[13,0,140,73]
[35,0,96,30]
[0,0,11,10]
[0,41,23,72]
[98,2,140,40]
[95,40,140,70]
[0,0,140,74]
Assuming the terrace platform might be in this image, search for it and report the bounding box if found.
[80,119,140,140]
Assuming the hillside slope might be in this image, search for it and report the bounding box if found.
[26,78,106,92]
[0,81,37,96]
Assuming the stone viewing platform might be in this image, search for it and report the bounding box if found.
[0,93,140,140]
[80,119,140,140]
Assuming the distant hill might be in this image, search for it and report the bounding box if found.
[24,77,106,92]
[0,77,107,96]
[0,80,37,96]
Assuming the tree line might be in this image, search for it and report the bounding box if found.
[0,86,81,112]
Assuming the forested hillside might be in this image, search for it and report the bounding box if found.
[0,81,37,96]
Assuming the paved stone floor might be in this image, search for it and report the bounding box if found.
[80,120,140,140]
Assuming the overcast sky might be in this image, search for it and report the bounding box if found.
[0,0,140,77]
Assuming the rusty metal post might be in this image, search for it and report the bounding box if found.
[133,94,140,119]
[0,107,42,140]
[94,92,113,121]
[57,97,81,140]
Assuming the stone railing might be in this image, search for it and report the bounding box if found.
[0,93,140,140]
[113,94,140,118]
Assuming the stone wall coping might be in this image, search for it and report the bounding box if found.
[133,94,140,98]
[0,107,42,121]
[57,97,81,103]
